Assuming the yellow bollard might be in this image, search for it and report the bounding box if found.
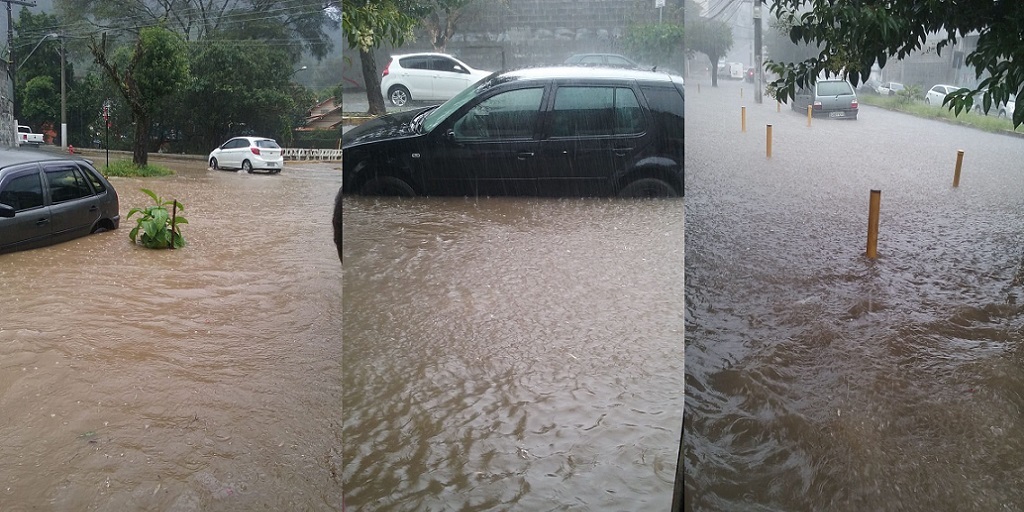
[766,124,773,158]
[867,190,881,259]
[742,106,747,132]
[807,105,812,126]
[953,149,965,187]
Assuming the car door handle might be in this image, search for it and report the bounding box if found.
[89,205,98,212]
[517,152,535,160]
[612,147,634,156]
[35,218,49,226]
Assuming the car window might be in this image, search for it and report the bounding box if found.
[0,172,44,211]
[579,55,604,65]
[817,81,854,96]
[640,85,684,141]
[550,86,645,137]
[431,57,466,74]
[452,87,544,140]
[400,56,430,70]
[46,165,94,203]
[607,56,633,67]
[80,164,106,194]
[256,140,280,149]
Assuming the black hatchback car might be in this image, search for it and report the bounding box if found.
[0,150,120,254]
[342,66,684,198]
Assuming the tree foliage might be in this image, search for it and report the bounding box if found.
[13,9,74,131]
[623,22,685,68]
[686,17,734,87]
[342,0,421,116]
[766,0,1024,127]
[90,27,190,166]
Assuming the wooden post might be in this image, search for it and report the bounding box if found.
[953,149,964,187]
[807,105,812,127]
[867,190,881,259]
[766,124,773,158]
[742,106,747,132]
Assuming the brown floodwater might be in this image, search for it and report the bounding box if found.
[342,196,684,509]
[0,159,343,510]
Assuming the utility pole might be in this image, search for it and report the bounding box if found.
[59,31,65,148]
[753,0,763,104]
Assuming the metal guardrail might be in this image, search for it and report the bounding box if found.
[283,148,342,161]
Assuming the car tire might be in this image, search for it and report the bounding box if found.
[210,157,219,170]
[242,160,253,173]
[618,178,678,199]
[388,86,410,107]
[360,176,415,197]
[925,98,930,105]
[998,109,1007,118]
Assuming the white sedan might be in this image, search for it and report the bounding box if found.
[380,52,491,107]
[208,137,284,174]
[924,84,960,106]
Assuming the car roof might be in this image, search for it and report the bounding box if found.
[495,66,682,84]
[0,148,92,170]
[391,52,464,59]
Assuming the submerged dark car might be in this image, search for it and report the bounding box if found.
[342,66,684,198]
[0,149,119,254]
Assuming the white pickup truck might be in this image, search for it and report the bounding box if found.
[17,125,44,146]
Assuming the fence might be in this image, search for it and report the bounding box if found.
[283,148,342,161]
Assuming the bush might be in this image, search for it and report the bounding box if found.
[127,189,188,249]
[103,161,174,177]
[292,129,341,149]
[894,85,923,106]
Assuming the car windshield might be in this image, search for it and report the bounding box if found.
[256,140,280,148]
[420,72,503,133]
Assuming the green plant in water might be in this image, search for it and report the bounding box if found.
[127,188,187,249]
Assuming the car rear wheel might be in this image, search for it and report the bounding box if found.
[210,157,219,170]
[360,176,415,197]
[618,178,678,198]
[242,160,253,173]
[388,86,411,107]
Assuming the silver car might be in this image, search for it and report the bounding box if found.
[0,150,120,254]
[791,78,859,119]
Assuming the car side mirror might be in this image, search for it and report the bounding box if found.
[454,65,465,73]
[0,203,15,218]
[444,129,458,144]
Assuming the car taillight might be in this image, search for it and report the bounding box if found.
[851,100,858,109]
[813,101,822,110]
[251,147,261,155]
[382,61,390,77]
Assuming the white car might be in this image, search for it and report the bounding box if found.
[876,81,904,96]
[380,52,491,107]
[208,137,284,174]
[924,84,960,106]
[972,90,1017,118]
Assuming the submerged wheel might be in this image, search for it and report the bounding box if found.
[242,160,253,173]
[618,178,678,198]
[210,157,219,170]
[360,176,415,197]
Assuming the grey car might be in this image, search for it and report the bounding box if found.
[0,149,120,254]
[791,78,859,119]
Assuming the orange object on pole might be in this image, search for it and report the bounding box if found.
[867,190,881,259]
[953,149,965,187]
[68,145,74,155]
[742,106,747,132]
[766,124,773,158]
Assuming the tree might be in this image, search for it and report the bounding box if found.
[416,0,499,52]
[89,27,190,166]
[342,0,421,116]
[766,0,1024,127]
[623,22,685,69]
[13,9,74,131]
[686,17,734,87]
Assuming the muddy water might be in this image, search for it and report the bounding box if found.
[342,196,684,509]
[0,160,343,510]
[685,79,1024,511]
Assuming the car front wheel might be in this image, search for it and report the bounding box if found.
[618,178,678,198]
[242,160,253,173]
[388,86,411,107]
[210,157,219,170]
[361,176,416,197]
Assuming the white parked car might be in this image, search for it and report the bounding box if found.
[876,81,905,96]
[971,90,1017,118]
[208,137,284,174]
[380,52,491,107]
[924,84,960,106]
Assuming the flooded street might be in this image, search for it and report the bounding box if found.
[685,80,1024,510]
[1,160,343,510]
[342,196,684,509]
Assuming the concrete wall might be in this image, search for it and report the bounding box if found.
[342,0,675,91]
